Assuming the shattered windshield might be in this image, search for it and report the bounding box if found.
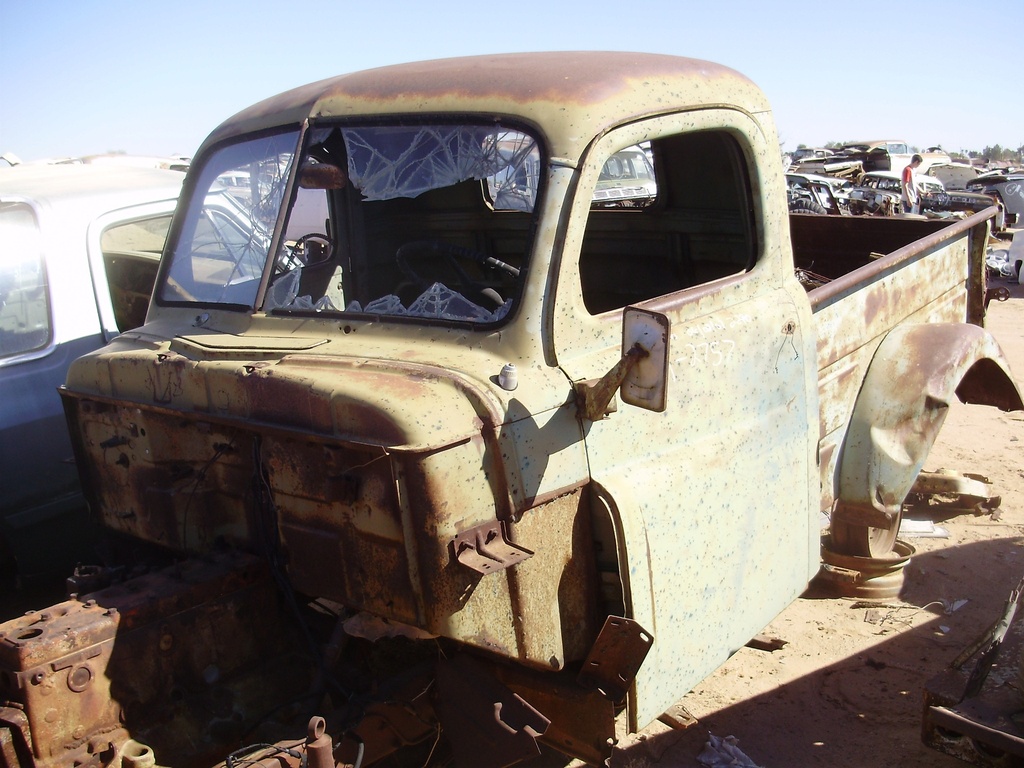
[158,121,540,325]
[161,130,295,307]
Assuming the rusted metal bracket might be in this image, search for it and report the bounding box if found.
[577,616,654,702]
[490,662,616,766]
[985,285,1011,309]
[435,654,550,768]
[452,520,533,574]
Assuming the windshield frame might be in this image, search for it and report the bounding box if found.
[154,116,544,330]
[155,125,303,312]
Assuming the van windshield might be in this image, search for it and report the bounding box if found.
[158,122,540,326]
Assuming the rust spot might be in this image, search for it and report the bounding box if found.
[204,52,757,152]
[316,53,736,106]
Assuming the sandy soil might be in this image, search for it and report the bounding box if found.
[609,239,1024,768]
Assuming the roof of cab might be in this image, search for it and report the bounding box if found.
[201,51,770,161]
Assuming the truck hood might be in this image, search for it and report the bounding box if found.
[64,333,515,454]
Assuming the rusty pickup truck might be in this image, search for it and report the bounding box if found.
[1,52,1020,768]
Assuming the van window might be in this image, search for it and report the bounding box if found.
[0,203,49,358]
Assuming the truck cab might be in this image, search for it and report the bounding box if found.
[53,53,818,764]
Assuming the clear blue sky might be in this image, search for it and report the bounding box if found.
[2,0,1020,163]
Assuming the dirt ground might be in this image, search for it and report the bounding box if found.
[608,237,1024,768]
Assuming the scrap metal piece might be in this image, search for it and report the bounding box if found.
[956,575,1024,699]
[923,574,1024,765]
[745,634,788,652]
[985,285,1011,308]
[305,717,334,768]
[331,672,439,767]
[0,552,312,768]
[452,520,533,574]
[658,703,698,730]
[435,654,550,768]
[926,702,1024,765]
[491,662,616,766]
[912,469,996,504]
[577,616,654,702]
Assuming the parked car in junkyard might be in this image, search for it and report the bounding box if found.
[785,146,836,171]
[925,160,980,190]
[846,170,904,215]
[790,147,835,164]
[839,140,949,174]
[1012,229,1024,285]
[846,170,1000,225]
[919,179,1003,228]
[787,149,863,179]
[966,169,1024,226]
[786,171,852,215]
[592,144,657,207]
[0,164,184,583]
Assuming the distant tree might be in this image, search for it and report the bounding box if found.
[982,145,1004,161]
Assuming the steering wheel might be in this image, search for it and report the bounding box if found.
[273,232,334,278]
[395,240,519,309]
[293,233,333,263]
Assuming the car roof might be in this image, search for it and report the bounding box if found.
[0,164,184,211]
[787,172,841,183]
[843,140,906,148]
[975,171,1024,181]
[199,52,770,163]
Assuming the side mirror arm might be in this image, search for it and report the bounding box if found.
[574,343,649,421]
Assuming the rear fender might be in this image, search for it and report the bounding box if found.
[836,323,1022,529]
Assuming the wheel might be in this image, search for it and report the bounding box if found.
[830,510,901,558]
[789,197,827,215]
[395,240,518,309]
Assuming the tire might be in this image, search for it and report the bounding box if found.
[790,198,827,215]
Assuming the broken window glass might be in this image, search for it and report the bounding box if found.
[339,125,539,210]
[160,130,298,306]
[157,121,536,326]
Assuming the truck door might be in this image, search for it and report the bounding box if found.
[550,113,820,729]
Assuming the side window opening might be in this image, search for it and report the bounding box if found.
[579,131,756,315]
[101,213,174,331]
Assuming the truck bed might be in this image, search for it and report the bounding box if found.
[790,211,992,512]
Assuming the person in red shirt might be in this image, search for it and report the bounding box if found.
[901,154,923,214]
